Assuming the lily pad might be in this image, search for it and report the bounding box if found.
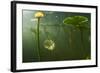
[63,16,88,27]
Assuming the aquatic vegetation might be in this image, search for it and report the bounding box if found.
[34,11,45,61]
[63,16,89,49]
[23,10,91,62]
[35,11,44,18]
[43,25,56,51]
[63,18,74,49]
[44,39,55,51]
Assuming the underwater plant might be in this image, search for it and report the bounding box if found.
[63,16,89,50]
[34,11,45,61]
[43,25,56,51]
[44,39,55,51]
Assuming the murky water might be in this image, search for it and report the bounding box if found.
[22,10,91,63]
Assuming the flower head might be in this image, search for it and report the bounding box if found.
[35,11,44,18]
[44,39,55,51]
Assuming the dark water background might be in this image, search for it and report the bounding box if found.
[22,10,91,63]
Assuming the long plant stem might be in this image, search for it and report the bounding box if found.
[37,18,41,61]
[69,30,72,49]
[80,30,84,48]
[80,28,84,58]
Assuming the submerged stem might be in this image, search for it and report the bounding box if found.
[37,18,41,61]
[69,30,72,49]
[79,28,84,48]
[79,28,85,58]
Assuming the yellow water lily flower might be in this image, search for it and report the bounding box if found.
[35,11,44,18]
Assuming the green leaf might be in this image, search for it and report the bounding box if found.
[63,16,88,27]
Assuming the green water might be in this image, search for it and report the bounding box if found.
[22,10,91,63]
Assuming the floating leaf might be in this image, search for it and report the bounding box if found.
[63,16,89,50]
[63,16,88,28]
